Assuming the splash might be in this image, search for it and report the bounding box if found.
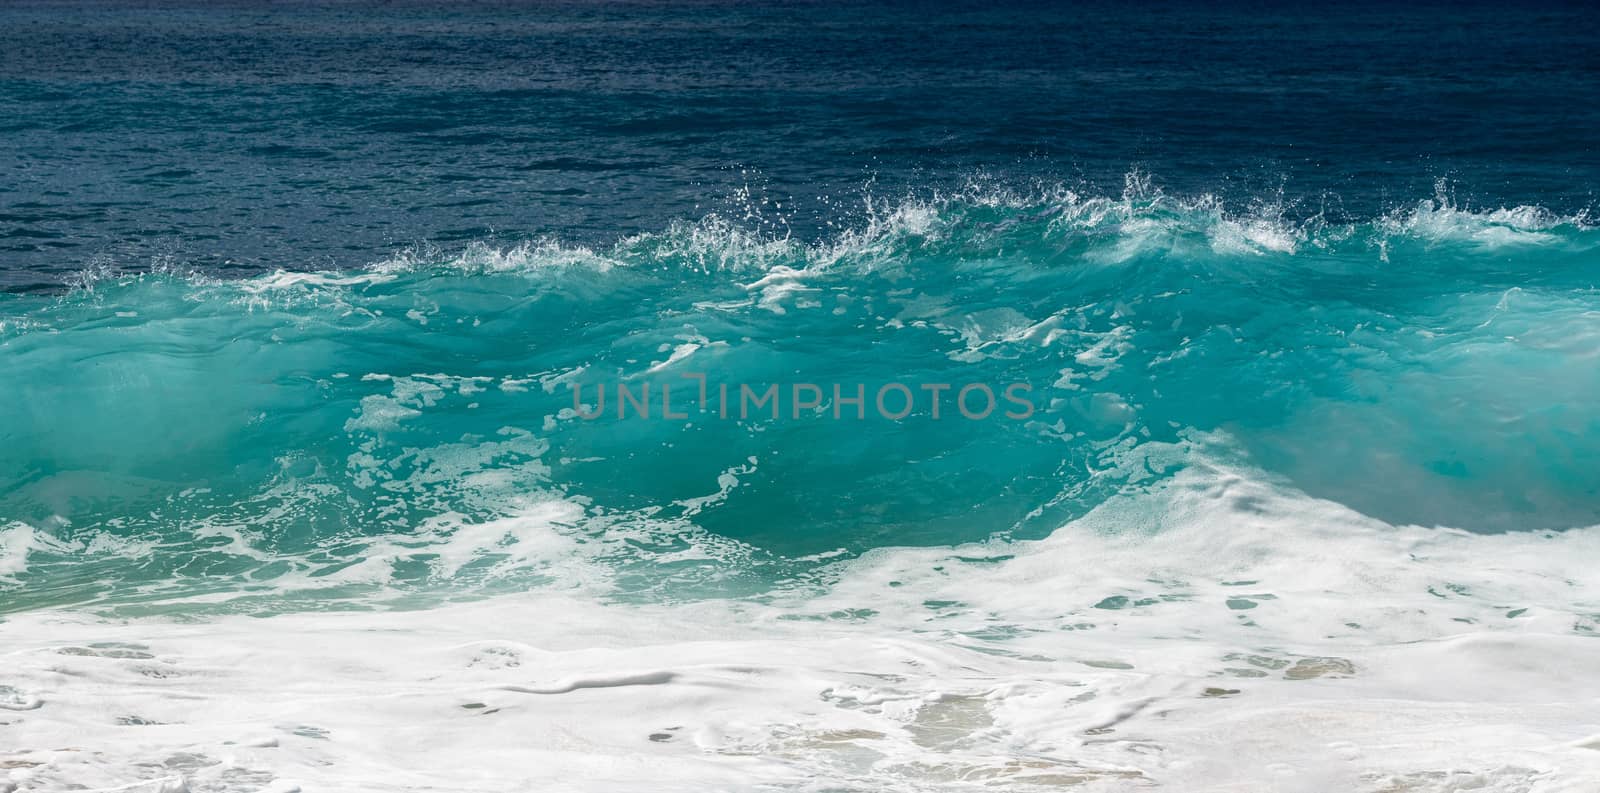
[2,183,1599,613]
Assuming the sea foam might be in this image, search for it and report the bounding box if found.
[3,186,1600,790]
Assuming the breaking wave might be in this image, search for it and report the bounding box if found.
[2,180,1598,613]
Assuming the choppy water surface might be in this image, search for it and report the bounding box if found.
[3,3,1600,792]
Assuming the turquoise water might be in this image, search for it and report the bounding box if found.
[4,185,1596,614]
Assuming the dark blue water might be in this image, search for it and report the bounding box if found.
[2,0,1597,292]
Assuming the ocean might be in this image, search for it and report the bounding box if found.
[2,2,1600,791]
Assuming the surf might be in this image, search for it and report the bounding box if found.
[1,181,1597,615]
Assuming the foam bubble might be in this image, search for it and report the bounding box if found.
[5,464,1600,791]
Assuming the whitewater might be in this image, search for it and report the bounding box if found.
[3,183,1600,792]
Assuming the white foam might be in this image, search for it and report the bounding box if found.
[5,454,1600,792]
[1377,191,1580,250]
[370,239,621,276]
[0,522,41,578]
[1209,216,1302,255]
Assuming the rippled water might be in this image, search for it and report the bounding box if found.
[2,1,1597,291]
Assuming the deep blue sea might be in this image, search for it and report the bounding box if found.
[3,4,1600,792]
[2,1,1598,291]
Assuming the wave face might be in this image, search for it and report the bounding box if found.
[1,185,1598,614]
[5,186,1600,792]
